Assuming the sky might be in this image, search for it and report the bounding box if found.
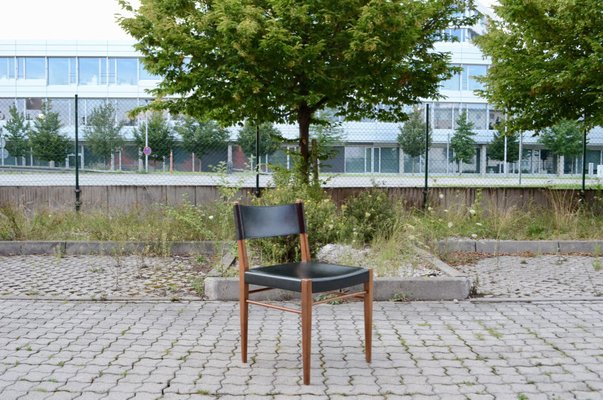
[0,0,497,41]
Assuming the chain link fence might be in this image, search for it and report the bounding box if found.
[0,97,602,193]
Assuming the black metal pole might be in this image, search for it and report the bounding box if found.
[581,123,587,198]
[74,94,81,212]
[423,103,430,210]
[255,124,260,197]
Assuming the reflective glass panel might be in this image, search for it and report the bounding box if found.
[463,65,487,91]
[114,58,137,85]
[0,57,15,79]
[48,58,76,85]
[18,58,45,79]
[79,58,106,85]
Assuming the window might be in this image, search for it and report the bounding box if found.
[345,147,366,173]
[0,57,15,79]
[433,103,455,129]
[139,61,158,80]
[463,65,487,91]
[488,109,504,130]
[48,58,76,85]
[466,104,487,130]
[109,58,137,85]
[380,147,399,173]
[440,66,460,90]
[17,57,45,80]
[79,58,107,85]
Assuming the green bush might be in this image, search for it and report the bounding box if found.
[342,189,395,245]
[250,167,344,263]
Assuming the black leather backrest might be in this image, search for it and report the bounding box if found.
[234,203,306,240]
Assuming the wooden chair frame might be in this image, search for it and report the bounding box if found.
[235,200,373,385]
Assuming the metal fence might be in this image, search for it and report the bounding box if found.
[0,96,602,194]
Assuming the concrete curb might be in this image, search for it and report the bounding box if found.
[437,239,603,255]
[204,276,472,302]
[0,241,218,256]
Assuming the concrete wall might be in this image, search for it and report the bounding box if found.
[1,185,600,213]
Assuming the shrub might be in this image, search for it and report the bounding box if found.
[342,189,396,245]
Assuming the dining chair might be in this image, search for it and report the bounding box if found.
[234,200,373,385]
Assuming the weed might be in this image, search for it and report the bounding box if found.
[390,292,408,302]
[190,277,205,297]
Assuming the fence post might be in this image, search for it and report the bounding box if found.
[74,94,81,212]
[423,103,430,210]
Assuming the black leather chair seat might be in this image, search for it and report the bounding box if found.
[245,262,370,293]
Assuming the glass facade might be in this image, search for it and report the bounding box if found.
[110,58,138,85]
[17,57,45,80]
[48,58,76,85]
[79,58,107,85]
[0,57,15,79]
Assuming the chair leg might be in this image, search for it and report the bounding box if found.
[301,279,313,385]
[364,269,373,363]
[240,283,249,363]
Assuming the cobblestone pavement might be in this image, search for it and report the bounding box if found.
[454,255,603,299]
[0,256,210,300]
[1,299,602,399]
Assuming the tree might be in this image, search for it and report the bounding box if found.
[474,0,603,132]
[133,112,175,165]
[28,103,71,165]
[538,119,583,175]
[175,116,229,159]
[450,111,476,173]
[397,107,431,173]
[83,103,125,168]
[488,130,519,163]
[237,122,283,168]
[118,0,477,182]
[3,105,29,165]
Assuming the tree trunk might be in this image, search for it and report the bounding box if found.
[297,103,312,183]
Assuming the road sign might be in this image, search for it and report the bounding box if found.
[0,137,5,148]
[143,146,152,156]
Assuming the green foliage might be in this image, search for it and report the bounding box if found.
[28,103,71,164]
[237,121,283,160]
[133,112,175,163]
[474,0,603,131]
[538,120,584,158]
[398,107,431,159]
[252,168,343,262]
[450,112,477,168]
[398,107,431,172]
[3,105,30,162]
[342,189,395,245]
[175,116,229,158]
[118,0,477,181]
[83,102,125,165]
[488,129,519,163]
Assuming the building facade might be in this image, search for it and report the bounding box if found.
[1,28,602,176]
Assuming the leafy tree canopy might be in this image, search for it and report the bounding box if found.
[118,0,476,179]
[133,112,175,162]
[450,111,476,165]
[538,119,583,159]
[29,103,71,164]
[3,105,30,160]
[83,103,125,164]
[237,121,283,157]
[175,116,229,157]
[474,0,603,132]
[488,129,519,163]
[397,107,431,159]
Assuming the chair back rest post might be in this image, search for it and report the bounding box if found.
[233,202,250,274]
[295,201,311,262]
